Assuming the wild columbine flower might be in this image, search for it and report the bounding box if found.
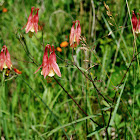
[70,20,81,48]
[35,44,61,78]
[23,7,39,33]
[132,11,140,34]
[0,45,22,75]
[0,45,12,70]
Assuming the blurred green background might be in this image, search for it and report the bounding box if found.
[0,0,140,139]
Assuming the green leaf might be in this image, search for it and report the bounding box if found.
[87,126,106,137]
[101,106,113,111]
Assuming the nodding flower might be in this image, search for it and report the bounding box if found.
[0,45,12,70]
[70,20,81,48]
[132,11,140,34]
[0,45,22,75]
[23,7,39,33]
[35,44,61,78]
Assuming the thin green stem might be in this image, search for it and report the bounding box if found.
[1,70,8,139]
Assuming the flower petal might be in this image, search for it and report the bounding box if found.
[76,20,81,45]
[42,65,50,78]
[51,45,56,61]
[34,65,42,74]
[42,47,48,67]
[23,7,34,32]
[28,7,34,22]
[25,22,34,33]
[0,49,5,70]
[138,13,140,33]
[52,62,61,77]
[70,22,75,47]
[132,11,138,32]
[5,47,12,69]
[33,8,39,33]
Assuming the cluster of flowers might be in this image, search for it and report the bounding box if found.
[0,7,81,78]
[1,7,138,79]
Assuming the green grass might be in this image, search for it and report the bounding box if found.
[0,0,140,139]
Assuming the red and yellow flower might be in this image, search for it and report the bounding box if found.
[0,45,22,75]
[132,11,140,34]
[0,45,12,70]
[23,7,39,33]
[70,20,81,48]
[35,44,61,78]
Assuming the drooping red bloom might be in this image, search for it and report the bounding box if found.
[70,20,81,48]
[23,7,39,33]
[0,45,22,75]
[132,11,140,34]
[0,45,12,70]
[35,44,61,78]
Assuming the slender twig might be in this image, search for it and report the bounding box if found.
[72,47,111,105]
[89,73,109,140]
[53,76,103,128]
[56,53,111,105]
[118,51,140,88]
[74,63,111,105]
[89,44,137,129]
